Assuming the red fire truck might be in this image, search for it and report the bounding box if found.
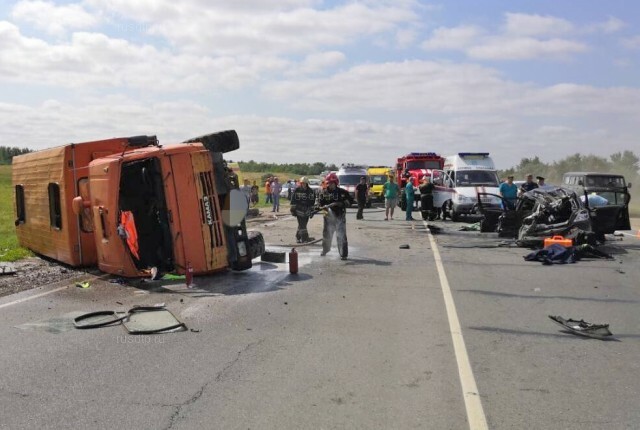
[395,152,444,211]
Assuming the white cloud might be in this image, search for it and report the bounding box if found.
[0,21,289,90]
[11,0,98,36]
[504,12,574,36]
[621,35,640,50]
[297,51,346,75]
[422,12,589,60]
[587,16,625,34]
[421,25,484,50]
[85,0,419,56]
[467,37,587,60]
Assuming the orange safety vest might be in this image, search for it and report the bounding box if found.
[120,211,140,260]
[265,181,272,193]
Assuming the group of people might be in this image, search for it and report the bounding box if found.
[240,179,260,207]
[380,174,436,221]
[499,173,546,209]
[288,173,351,260]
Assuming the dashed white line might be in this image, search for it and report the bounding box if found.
[424,221,489,430]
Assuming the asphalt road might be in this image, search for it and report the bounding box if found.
[1,207,639,430]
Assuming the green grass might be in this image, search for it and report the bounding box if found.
[0,165,32,262]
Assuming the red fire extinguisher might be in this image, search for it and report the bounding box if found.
[185,261,194,287]
[289,248,298,274]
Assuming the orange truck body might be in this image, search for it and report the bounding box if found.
[12,133,256,277]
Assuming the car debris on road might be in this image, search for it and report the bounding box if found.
[548,315,613,340]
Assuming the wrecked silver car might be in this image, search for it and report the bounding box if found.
[477,186,592,247]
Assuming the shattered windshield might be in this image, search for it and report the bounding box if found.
[455,170,499,187]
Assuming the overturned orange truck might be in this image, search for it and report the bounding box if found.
[12,130,264,277]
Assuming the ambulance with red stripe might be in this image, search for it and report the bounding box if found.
[431,153,502,221]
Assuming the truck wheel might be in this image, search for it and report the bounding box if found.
[183,130,240,153]
[247,230,265,260]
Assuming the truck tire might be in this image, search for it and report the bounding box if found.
[183,130,240,153]
[247,230,265,260]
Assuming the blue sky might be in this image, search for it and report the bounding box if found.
[0,0,638,169]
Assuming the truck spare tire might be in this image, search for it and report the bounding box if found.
[183,130,240,153]
[247,230,265,260]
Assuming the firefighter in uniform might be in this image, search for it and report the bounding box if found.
[290,177,316,243]
[317,172,352,260]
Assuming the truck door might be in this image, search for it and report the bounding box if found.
[432,169,454,207]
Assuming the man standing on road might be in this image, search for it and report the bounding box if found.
[499,175,518,209]
[419,176,436,220]
[317,172,352,260]
[290,177,316,243]
[355,176,368,220]
[383,175,399,221]
[404,174,415,221]
[520,173,539,194]
[271,177,282,212]
[265,177,273,205]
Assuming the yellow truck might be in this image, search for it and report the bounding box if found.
[367,166,392,202]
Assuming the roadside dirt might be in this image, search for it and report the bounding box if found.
[0,257,92,298]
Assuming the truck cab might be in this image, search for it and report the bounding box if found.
[431,153,502,221]
[367,166,392,202]
[395,152,444,211]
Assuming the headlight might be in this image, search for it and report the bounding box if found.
[237,241,247,257]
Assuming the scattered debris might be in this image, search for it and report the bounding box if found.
[190,328,201,333]
[123,306,186,334]
[399,244,410,249]
[425,224,442,234]
[109,278,127,285]
[548,315,613,340]
[0,263,16,276]
[75,281,91,289]
[524,244,613,265]
[262,251,286,263]
[73,311,127,329]
[458,222,481,232]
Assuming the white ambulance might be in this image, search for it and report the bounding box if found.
[431,153,502,221]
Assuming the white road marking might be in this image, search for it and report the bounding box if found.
[424,221,489,430]
[0,285,69,310]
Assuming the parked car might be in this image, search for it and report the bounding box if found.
[280,180,297,199]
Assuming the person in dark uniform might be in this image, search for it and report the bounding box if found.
[355,176,368,220]
[419,176,436,220]
[317,172,353,260]
[520,173,538,194]
[290,177,316,243]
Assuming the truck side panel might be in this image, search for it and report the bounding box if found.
[12,146,79,265]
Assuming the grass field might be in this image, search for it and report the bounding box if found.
[0,165,32,261]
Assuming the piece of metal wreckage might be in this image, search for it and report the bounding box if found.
[548,315,613,340]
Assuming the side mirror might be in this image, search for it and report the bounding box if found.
[627,183,632,189]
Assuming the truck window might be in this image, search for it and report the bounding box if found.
[370,175,388,185]
[338,175,363,185]
[455,170,499,187]
[48,183,62,229]
[406,160,441,170]
[15,185,26,224]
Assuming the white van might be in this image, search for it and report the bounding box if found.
[337,164,370,207]
[431,153,502,221]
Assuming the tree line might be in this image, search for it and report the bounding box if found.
[498,151,639,187]
[0,146,32,164]
[237,160,339,176]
